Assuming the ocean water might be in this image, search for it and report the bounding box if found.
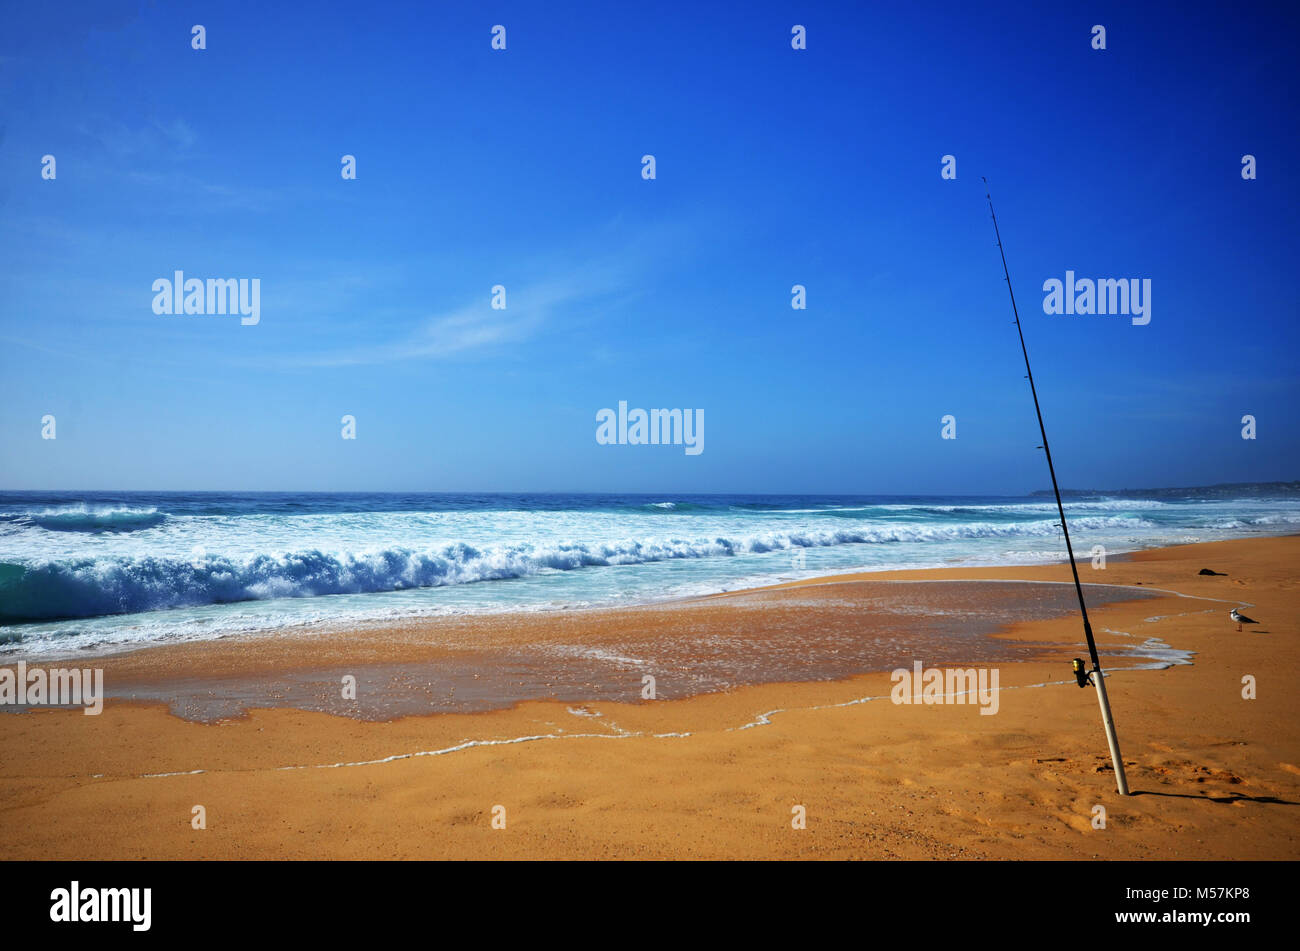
[0,491,1296,657]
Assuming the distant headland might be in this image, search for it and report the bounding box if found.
[1032,481,1300,499]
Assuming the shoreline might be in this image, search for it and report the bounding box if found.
[0,540,1275,723]
[1,549,1160,664]
[1,535,1296,859]
[0,528,1266,664]
[6,561,1172,723]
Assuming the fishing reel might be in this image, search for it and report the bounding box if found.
[1072,658,1093,688]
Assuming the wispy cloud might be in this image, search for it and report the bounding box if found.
[68,116,315,212]
[245,217,711,370]
[124,169,289,212]
[269,263,629,369]
[77,116,197,158]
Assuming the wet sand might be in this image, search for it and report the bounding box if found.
[82,579,1159,721]
[0,536,1296,859]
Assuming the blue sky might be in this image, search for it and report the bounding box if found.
[1,0,1297,494]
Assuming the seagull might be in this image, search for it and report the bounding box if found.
[1230,608,1258,632]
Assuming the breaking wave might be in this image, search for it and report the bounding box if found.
[0,516,1152,621]
[1,505,168,534]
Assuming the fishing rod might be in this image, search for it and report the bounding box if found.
[982,177,1130,796]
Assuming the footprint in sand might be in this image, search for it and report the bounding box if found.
[1191,765,1245,785]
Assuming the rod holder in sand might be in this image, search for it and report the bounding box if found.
[1090,665,1130,796]
[1073,657,1129,794]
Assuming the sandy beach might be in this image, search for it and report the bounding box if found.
[1,535,1296,860]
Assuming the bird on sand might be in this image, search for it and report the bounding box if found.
[1230,608,1258,632]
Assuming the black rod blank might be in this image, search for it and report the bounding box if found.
[982,178,1101,671]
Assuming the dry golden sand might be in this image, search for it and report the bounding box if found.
[0,536,1297,859]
